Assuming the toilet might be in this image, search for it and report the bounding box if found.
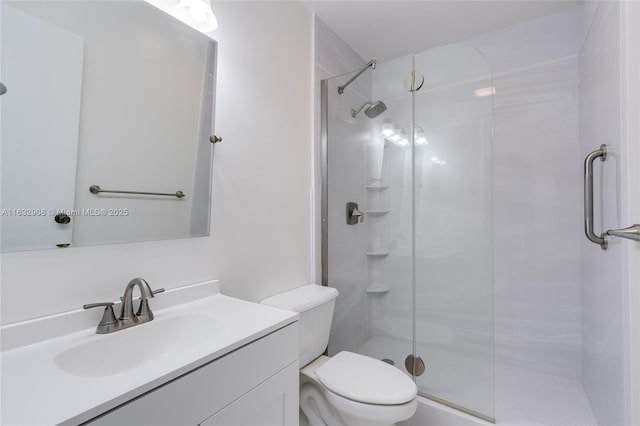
[261,284,417,426]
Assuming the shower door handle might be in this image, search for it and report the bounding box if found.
[584,144,640,249]
[584,144,608,250]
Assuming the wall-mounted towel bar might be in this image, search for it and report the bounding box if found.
[89,185,185,199]
[583,144,640,250]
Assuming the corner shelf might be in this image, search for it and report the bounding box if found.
[366,251,390,257]
[366,185,389,192]
[366,283,390,294]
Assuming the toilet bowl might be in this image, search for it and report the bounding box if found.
[261,285,418,426]
[300,353,417,426]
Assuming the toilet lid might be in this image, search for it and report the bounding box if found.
[315,351,417,405]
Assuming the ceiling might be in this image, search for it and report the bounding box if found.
[303,0,582,62]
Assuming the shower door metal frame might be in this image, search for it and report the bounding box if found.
[321,79,329,287]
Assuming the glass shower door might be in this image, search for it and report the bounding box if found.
[323,46,494,422]
[324,56,414,373]
[412,44,494,421]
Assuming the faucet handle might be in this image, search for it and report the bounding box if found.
[119,287,165,303]
[136,288,165,322]
[152,287,166,296]
[83,302,118,334]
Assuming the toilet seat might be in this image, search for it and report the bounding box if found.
[315,351,417,405]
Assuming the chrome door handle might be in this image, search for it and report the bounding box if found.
[584,144,608,250]
[583,144,639,249]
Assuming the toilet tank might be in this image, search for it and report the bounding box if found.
[261,285,339,367]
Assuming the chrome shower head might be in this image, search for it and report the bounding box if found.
[351,100,387,119]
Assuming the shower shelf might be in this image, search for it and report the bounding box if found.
[365,210,389,215]
[365,185,389,192]
[366,251,390,257]
[366,283,390,294]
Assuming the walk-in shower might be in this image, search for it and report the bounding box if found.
[322,45,494,422]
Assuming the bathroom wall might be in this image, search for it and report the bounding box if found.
[464,7,584,380]
[313,16,367,287]
[579,2,630,425]
[624,5,640,425]
[0,1,313,325]
[314,17,375,355]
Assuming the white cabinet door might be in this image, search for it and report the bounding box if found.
[201,362,299,426]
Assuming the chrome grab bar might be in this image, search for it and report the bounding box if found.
[584,144,640,250]
[89,185,185,199]
[584,144,608,249]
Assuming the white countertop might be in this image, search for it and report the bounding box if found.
[0,280,298,425]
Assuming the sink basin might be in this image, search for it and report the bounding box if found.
[55,314,224,377]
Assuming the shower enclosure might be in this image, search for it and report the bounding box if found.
[322,45,494,421]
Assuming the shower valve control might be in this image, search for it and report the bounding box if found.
[346,202,364,225]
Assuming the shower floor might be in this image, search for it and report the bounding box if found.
[357,335,598,426]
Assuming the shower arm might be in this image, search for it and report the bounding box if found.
[337,58,377,95]
[351,101,372,118]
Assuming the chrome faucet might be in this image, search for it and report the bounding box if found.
[84,278,164,334]
[120,278,155,326]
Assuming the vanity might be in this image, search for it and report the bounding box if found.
[0,280,299,425]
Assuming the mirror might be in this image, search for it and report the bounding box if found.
[0,1,216,252]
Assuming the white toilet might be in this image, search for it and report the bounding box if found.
[261,284,417,426]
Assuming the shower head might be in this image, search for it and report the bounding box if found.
[351,100,387,119]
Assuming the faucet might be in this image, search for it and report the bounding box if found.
[120,278,155,326]
[84,278,164,334]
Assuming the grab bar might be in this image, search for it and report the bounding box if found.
[89,185,185,199]
[584,144,608,249]
[584,144,640,250]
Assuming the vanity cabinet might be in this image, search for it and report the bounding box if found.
[200,363,298,425]
[87,324,299,426]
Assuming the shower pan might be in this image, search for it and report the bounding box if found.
[322,45,494,422]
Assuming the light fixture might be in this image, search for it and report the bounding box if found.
[389,123,402,142]
[398,131,409,146]
[381,120,394,138]
[415,127,428,145]
[173,0,218,32]
[474,86,495,98]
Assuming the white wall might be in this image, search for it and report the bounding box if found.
[0,1,313,325]
[313,16,367,287]
[313,17,373,355]
[580,2,640,425]
[464,8,584,380]
[624,4,640,424]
